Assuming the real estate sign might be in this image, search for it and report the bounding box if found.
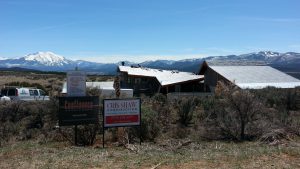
[58,96,99,126]
[103,99,141,127]
[67,71,86,96]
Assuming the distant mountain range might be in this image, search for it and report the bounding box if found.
[0,51,300,78]
[0,52,117,75]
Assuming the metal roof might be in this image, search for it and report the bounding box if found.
[119,66,204,86]
[210,66,300,89]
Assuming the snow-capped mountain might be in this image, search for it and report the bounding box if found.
[139,51,300,73]
[141,60,175,66]
[204,51,300,65]
[139,60,176,70]
[0,51,119,73]
[0,52,75,71]
[239,51,282,62]
[239,51,280,59]
[24,52,71,66]
[0,51,299,76]
[258,51,280,57]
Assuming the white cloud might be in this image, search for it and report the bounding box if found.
[68,47,258,63]
[67,46,272,63]
[0,56,8,60]
[71,54,207,63]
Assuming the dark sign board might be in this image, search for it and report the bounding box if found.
[59,96,99,126]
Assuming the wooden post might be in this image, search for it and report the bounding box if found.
[114,76,125,145]
[140,100,142,145]
[102,99,105,148]
[74,125,78,146]
[102,128,105,148]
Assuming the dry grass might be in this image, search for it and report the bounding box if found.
[1,71,300,168]
[0,72,65,96]
[1,138,300,169]
[0,71,113,96]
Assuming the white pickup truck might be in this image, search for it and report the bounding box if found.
[0,87,50,101]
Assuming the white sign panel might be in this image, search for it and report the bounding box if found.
[103,99,141,127]
[67,71,86,96]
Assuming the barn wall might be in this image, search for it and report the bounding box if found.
[160,80,203,94]
[120,73,160,96]
[119,68,204,95]
[204,67,229,92]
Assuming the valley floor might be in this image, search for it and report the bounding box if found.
[1,138,300,169]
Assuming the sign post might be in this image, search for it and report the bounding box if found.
[67,70,86,145]
[102,98,141,147]
[114,76,125,145]
[58,96,99,145]
[59,70,91,146]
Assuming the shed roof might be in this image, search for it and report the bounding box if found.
[118,66,204,86]
[209,66,300,89]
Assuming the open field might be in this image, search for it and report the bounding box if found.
[1,70,300,168]
[0,71,113,96]
[1,138,300,169]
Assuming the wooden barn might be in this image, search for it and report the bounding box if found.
[199,61,300,92]
[118,65,204,96]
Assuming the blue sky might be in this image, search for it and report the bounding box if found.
[1,0,300,62]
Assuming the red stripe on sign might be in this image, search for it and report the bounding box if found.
[106,115,139,124]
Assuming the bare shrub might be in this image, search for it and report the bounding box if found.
[195,84,300,143]
[77,124,101,146]
[0,98,59,146]
[171,124,190,139]
[176,98,197,127]
[157,105,173,133]
[219,90,262,140]
[198,82,265,141]
[152,93,167,104]
[259,128,297,145]
[253,87,299,111]
[253,87,300,139]
[139,106,161,141]
[86,87,101,96]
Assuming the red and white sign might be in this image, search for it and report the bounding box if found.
[103,99,141,127]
